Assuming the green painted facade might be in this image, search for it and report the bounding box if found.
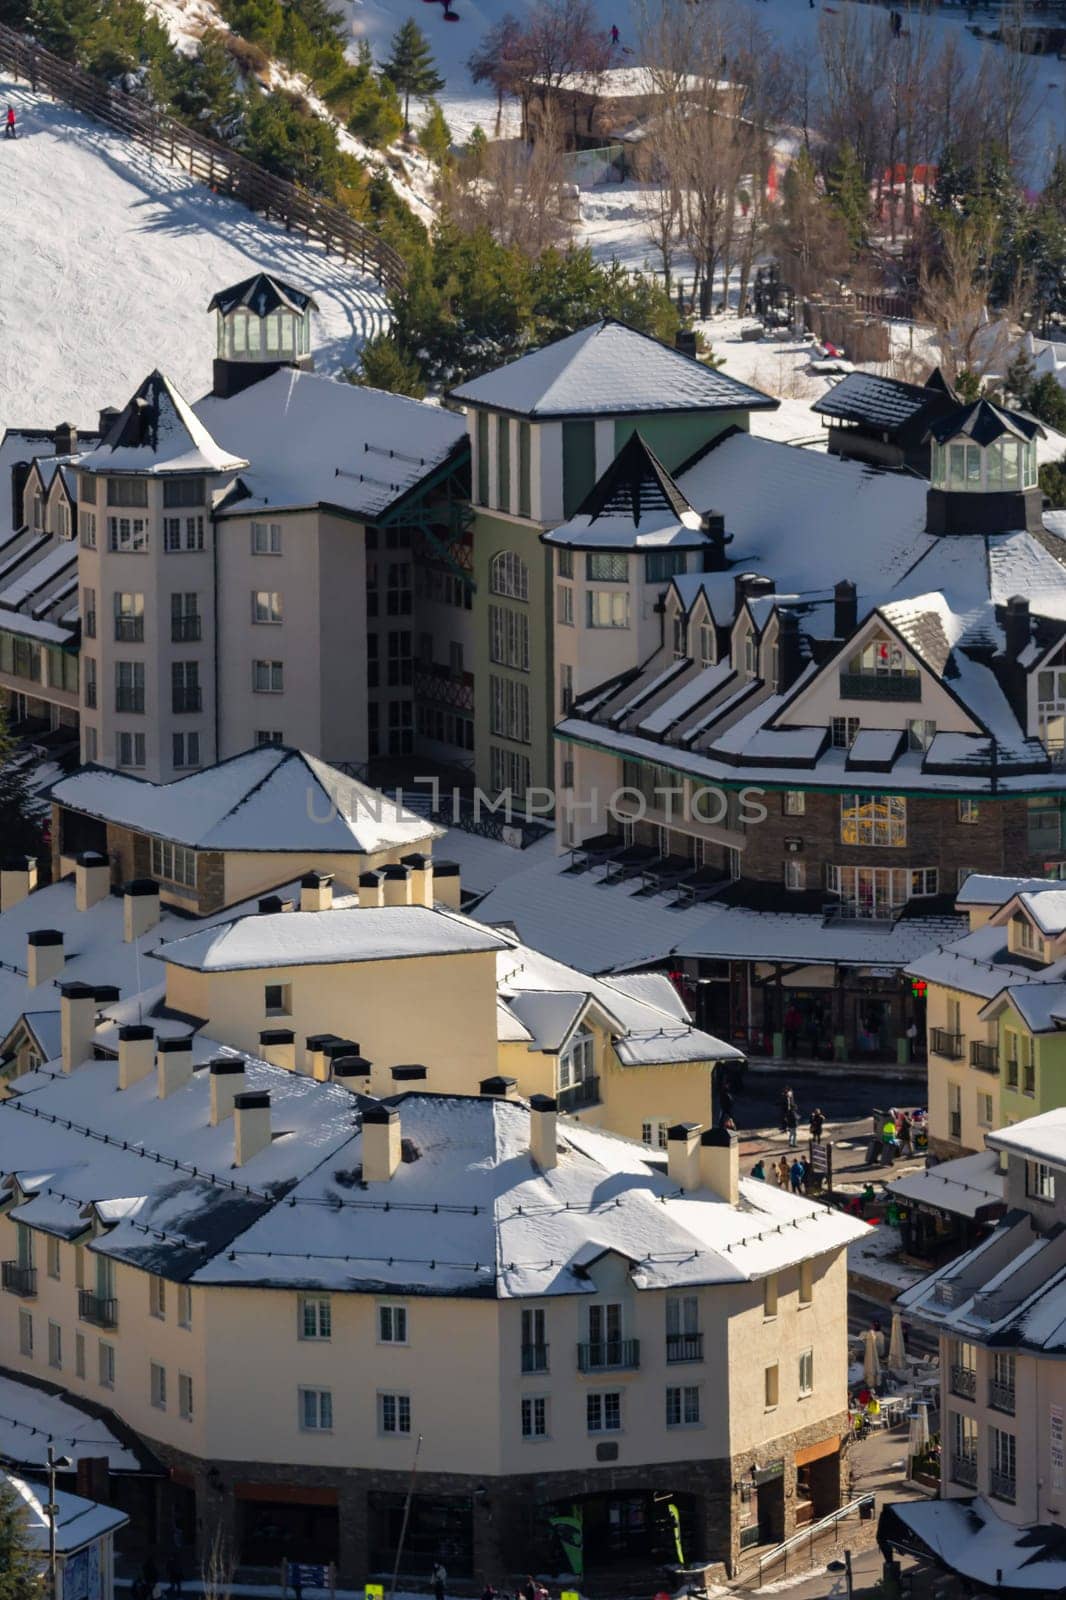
[613,409,750,473]
[998,998,1066,1125]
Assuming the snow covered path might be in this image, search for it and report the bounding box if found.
[0,76,389,435]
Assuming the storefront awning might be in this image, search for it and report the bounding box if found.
[887,1149,1005,1222]
[879,1496,1066,1592]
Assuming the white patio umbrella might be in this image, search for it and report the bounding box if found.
[908,1400,930,1458]
[863,1327,882,1388]
[888,1310,906,1375]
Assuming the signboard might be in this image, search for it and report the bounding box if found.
[291,1567,328,1590]
[366,1586,384,1600]
[1052,1406,1063,1491]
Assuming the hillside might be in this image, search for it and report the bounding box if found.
[0,74,389,437]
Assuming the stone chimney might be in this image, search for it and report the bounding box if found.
[123,879,160,943]
[259,1028,295,1072]
[529,1094,558,1170]
[699,1126,739,1205]
[776,610,804,694]
[382,864,412,906]
[60,981,97,1072]
[332,1053,372,1088]
[26,929,64,989]
[234,1090,272,1166]
[833,580,858,640]
[300,872,334,913]
[400,854,433,908]
[1,854,37,913]
[479,1075,518,1100]
[362,1103,401,1182]
[431,861,461,910]
[667,1122,702,1190]
[1004,595,1031,661]
[209,1058,245,1124]
[358,871,385,908]
[157,1037,194,1099]
[117,1024,155,1090]
[75,852,109,913]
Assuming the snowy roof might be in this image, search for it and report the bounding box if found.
[881,1497,1066,1592]
[955,872,1065,908]
[7,1474,128,1554]
[449,322,777,419]
[206,272,317,317]
[928,396,1045,446]
[812,369,954,432]
[988,1107,1066,1167]
[51,747,440,856]
[195,368,467,521]
[0,1378,140,1474]
[77,371,246,476]
[543,431,709,550]
[887,1149,1004,1221]
[905,922,1066,1003]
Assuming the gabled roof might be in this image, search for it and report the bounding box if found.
[206,272,318,318]
[812,369,957,431]
[448,321,777,419]
[927,396,1045,446]
[77,371,247,476]
[543,430,709,550]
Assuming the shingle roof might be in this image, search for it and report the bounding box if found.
[928,396,1045,446]
[206,272,318,317]
[811,369,951,430]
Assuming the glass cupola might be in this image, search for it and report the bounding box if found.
[925,397,1045,535]
[207,273,318,398]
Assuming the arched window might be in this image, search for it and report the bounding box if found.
[490,550,529,601]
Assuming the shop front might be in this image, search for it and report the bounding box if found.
[541,1490,700,1579]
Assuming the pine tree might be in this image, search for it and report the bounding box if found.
[827,141,869,253]
[418,99,451,169]
[0,704,44,864]
[0,1476,39,1600]
[384,19,444,138]
[169,29,243,138]
[347,333,426,398]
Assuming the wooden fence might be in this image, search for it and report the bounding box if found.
[0,21,407,293]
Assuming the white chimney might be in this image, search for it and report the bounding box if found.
[431,860,461,909]
[117,1025,155,1089]
[382,864,412,906]
[123,879,160,943]
[209,1058,245,1124]
[699,1127,739,1205]
[529,1094,558,1170]
[259,1029,295,1072]
[60,982,97,1072]
[362,1104,401,1182]
[157,1037,194,1099]
[26,929,64,988]
[401,854,433,908]
[0,854,37,912]
[234,1090,272,1166]
[358,871,385,908]
[75,851,109,912]
[332,1054,372,1091]
[300,872,334,912]
[667,1123,702,1190]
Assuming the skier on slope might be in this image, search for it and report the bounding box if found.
[4,107,16,140]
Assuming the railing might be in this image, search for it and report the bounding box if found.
[521,1343,549,1373]
[577,1338,640,1373]
[83,612,96,639]
[115,689,144,713]
[0,21,406,292]
[1006,1058,1019,1088]
[949,1364,976,1399]
[952,1455,978,1489]
[113,617,143,642]
[839,671,921,701]
[989,1468,1016,1503]
[171,616,201,643]
[989,1380,1016,1415]
[970,1041,999,1073]
[78,1289,117,1328]
[172,687,202,714]
[756,1496,875,1585]
[557,1075,600,1113]
[1,1261,36,1297]
[84,684,96,709]
[666,1332,704,1363]
[931,1028,964,1060]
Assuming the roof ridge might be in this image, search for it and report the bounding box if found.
[577,429,695,525]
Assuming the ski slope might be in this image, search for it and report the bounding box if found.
[0,76,389,438]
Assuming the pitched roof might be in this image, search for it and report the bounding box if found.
[928,396,1045,446]
[543,431,709,550]
[77,371,247,476]
[448,321,777,418]
[811,369,955,431]
[206,272,318,317]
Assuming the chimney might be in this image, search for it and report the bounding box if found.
[305,1035,359,1081]
[257,895,286,915]
[234,1090,272,1166]
[529,1094,558,1170]
[699,1126,739,1205]
[382,864,412,906]
[358,871,385,909]
[667,1122,702,1190]
[362,1103,401,1182]
[259,1028,295,1072]
[60,981,97,1072]
[97,406,119,440]
[400,854,433,908]
[123,879,160,943]
[209,1057,245,1124]
[833,580,857,640]
[733,573,774,614]
[26,929,64,989]
[1,854,37,913]
[700,510,729,572]
[54,422,78,457]
[300,872,334,913]
[1004,595,1031,661]
[75,851,109,913]
[157,1036,194,1099]
[675,328,698,359]
[117,1024,155,1090]
[11,461,31,538]
[332,1053,372,1089]
[431,860,461,910]
[776,610,804,694]
[479,1075,518,1099]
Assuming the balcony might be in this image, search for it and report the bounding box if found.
[115,689,144,714]
[930,1028,964,1060]
[172,687,202,714]
[989,1380,1016,1415]
[839,671,921,701]
[577,1338,640,1373]
[989,1469,1016,1504]
[949,1364,976,1400]
[666,1332,704,1364]
[970,1041,999,1073]
[952,1455,978,1490]
[78,1289,117,1328]
[83,611,96,639]
[1,1262,36,1297]
[84,684,97,710]
[171,616,201,643]
[521,1343,549,1373]
[114,617,144,642]
[557,1075,600,1113]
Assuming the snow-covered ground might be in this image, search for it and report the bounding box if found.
[0,76,389,436]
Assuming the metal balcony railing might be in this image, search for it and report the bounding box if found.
[949,1365,976,1400]
[989,1469,1016,1503]
[989,1380,1016,1415]
[839,671,921,701]
[666,1332,704,1363]
[171,616,201,642]
[577,1338,640,1373]
[952,1455,978,1489]
[521,1343,549,1373]
[78,1289,117,1328]
[172,687,202,714]
[113,617,144,642]
[115,689,144,713]
[970,1042,999,1073]
[931,1028,964,1060]
[1,1262,36,1297]
[557,1076,600,1113]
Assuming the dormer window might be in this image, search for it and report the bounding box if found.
[672,616,687,660]
[698,622,715,668]
[849,634,914,678]
[743,630,757,678]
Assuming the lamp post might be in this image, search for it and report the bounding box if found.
[44,1446,73,1600]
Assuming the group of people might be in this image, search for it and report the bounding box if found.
[750,1153,815,1195]
[778,1086,826,1149]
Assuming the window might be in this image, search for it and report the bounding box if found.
[798,1348,814,1396]
[840,794,907,847]
[179,1372,194,1421]
[253,660,283,694]
[150,1275,166,1320]
[978,1092,994,1127]
[799,1261,813,1305]
[75,1333,85,1379]
[80,512,96,549]
[251,522,282,555]
[587,590,630,628]
[642,1118,669,1151]
[107,478,148,507]
[150,1361,167,1410]
[489,605,530,670]
[387,631,412,687]
[490,551,529,600]
[831,716,860,749]
[1027,1159,1056,1201]
[672,615,687,659]
[557,584,574,626]
[265,983,292,1018]
[171,660,200,713]
[301,1388,334,1431]
[518,421,531,518]
[991,1426,1016,1497]
[171,592,200,641]
[48,1321,62,1371]
[666,1294,698,1337]
[952,1409,978,1470]
[698,622,715,668]
[379,1392,411,1434]
[256,730,284,747]
[1028,798,1061,855]
[150,839,196,888]
[586,1392,621,1433]
[107,517,149,552]
[560,663,574,715]
[907,719,936,752]
[521,1395,548,1438]
[783,791,806,816]
[646,552,687,583]
[117,732,146,769]
[743,630,757,677]
[489,676,531,744]
[784,861,806,891]
[496,415,511,511]
[958,798,980,824]
[490,744,531,796]
[300,1295,331,1340]
[764,1364,779,1408]
[665,1385,701,1427]
[379,1304,408,1344]
[18,1310,32,1359]
[585,552,628,582]
[476,411,490,505]
[115,660,145,713]
[163,478,204,508]
[82,586,96,640]
[386,563,412,616]
[559,1028,594,1091]
[178,1285,192,1328]
[98,1341,115,1388]
[164,516,204,552]
[521,1307,548,1371]
[46,1237,60,1281]
[252,591,283,625]
[764,1276,778,1319]
[557,549,574,579]
[173,732,200,770]
[83,727,98,763]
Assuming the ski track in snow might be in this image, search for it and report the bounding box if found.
[0,76,389,437]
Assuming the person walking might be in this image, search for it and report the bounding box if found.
[790,1157,805,1194]
[785,1101,799,1148]
[751,1158,766,1180]
[4,107,15,141]
[779,1085,796,1129]
[776,1155,790,1188]
[432,1563,447,1600]
[810,1107,824,1142]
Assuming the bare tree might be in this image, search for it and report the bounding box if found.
[920,219,1018,387]
[467,15,525,137]
[509,0,612,142]
[201,1525,236,1600]
[444,103,573,255]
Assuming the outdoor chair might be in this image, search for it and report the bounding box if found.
[564,832,623,874]
[671,865,728,905]
[600,843,659,884]
[634,854,694,894]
